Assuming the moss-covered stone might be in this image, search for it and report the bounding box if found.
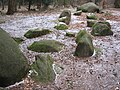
[66,32,75,37]
[0,28,29,87]
[87,20,97,27]
[73,10,82,16]
[59,10,71,25]
[87,13,97,20]
[12,37,24,44]
[77,2,100,13]
[54,23,68,30]
[24,28,52,38]
[91,22,113,36]
[30,54,55,84]
[74,30,94,57]
[28,40,64,53]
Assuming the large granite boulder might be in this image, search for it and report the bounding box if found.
[24,28,52,38]
[66,32,75,37]
[30,54,55,84]
[59,10,71,25]
[0,28,29,87]
[28,40,64,53]
[77,2,100,13]
[74,30,94,57]
[91,22,113,36]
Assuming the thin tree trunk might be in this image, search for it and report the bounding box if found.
[63,0,66,6]
[18,0,21,9]
[28,0,32,11]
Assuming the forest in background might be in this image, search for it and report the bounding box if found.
[0,0,119,15]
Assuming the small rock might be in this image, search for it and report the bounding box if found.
[66,32,75,37]
[73,10,82,16]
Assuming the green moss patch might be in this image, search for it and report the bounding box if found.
[24,28,52,38]
[66,32,75,37]
[76,30,92,44]
[54,23,68,30]
[28,40,64,53]
[30,54,55,84]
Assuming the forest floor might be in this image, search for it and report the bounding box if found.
[0,7,120,90]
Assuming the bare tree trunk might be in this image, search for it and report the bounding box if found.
[70,0,77,7]
[99,0,107,9]
[14,0,17,12]
[28,0,32,11]
[7,0,16,15]
[18,0,21,9]
[1,0,4,10]
[22,0,25,6]
[63,0,66,6]
[37,0,42,10]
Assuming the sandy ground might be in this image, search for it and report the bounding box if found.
[0,8,120,90]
